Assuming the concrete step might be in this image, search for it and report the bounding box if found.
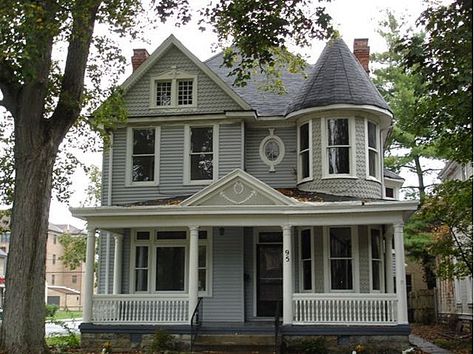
[193,334,277,353]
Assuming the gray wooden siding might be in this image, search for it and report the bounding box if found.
[124,46,242,117]
[109,124,242,205]
[202,227,244,322]
[245,127,297,188]
[98,232,115,294]
[101,148,110,205]
[121,229,131,294]
[359,225,370,293]
[243,227,254,320]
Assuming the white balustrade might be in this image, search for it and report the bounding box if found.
[92,294,189,324]
[293,293,398,325]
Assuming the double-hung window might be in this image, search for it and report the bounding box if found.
[326,118,351,175]
[367,121,379,179]
[127,127,160,185]
[184,125,218,184]
[329,227,353,290]
[151,73,196,108]
[297,122,312,182]
[300,229,313,291]
[134,231,151,292]
[370,228,383,291]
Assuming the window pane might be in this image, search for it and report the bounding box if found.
[156,247,185,291]
[135,246,148,268]
[301,229,311,259]
[385,188,394,198]
[301,151,310,178]
[328,119,349,145]
[299,123,309,150]
[368,122,377,148]
[371,229,381,259]
[372,260,381,290]
[135,269,148,291]
[198,231,207,239]
[198,269,206,292]
[259,232,283,243]
[198,245,206,268]
[132,156,154,181]
[330,228,351,257]
[156,231,186,240]
[136,231,150,240]
[331,259,353,290]
[368,150,377,177]
[156,81,172,106]
[178,80,193,105]
[191,127,213,153]
[328,147,350,174]
[191,154,213,180]
[303,260,312,290]
[133,129,155,154]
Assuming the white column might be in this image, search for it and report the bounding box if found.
[282,224,293,325]
[83,226,96,323]
[385,227,394,293]
[394,223,408,324]
[113,234,123,295]
[105,232,111,294]
[188,226,199,322]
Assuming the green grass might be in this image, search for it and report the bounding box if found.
[47,310,82,321]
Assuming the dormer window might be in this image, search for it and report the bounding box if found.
[150,70,197,108]
[367,121,380,180]
[322,118,355,178]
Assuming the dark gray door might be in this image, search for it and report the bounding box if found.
[256,244,283,317]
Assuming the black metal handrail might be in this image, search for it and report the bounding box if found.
[190,297,203,353]
[274,301,282,354]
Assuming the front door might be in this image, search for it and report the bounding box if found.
[256,244,283,317]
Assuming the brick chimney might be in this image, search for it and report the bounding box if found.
[353,38,370,74]
[131,49,150,71]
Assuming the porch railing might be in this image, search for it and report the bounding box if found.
[92,294,189,324]
[293,293,398,325]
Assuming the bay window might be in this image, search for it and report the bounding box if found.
[297,121,312,182]
[367,121,379,179]
[326,118,351,175]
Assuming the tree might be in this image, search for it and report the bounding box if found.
[58,233,87,271]
[81,164,102,207]
[0,1,333,353]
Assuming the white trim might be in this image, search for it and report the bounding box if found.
[149,71,198,109]
[368,226,385,293]
[298,227,314,292]
[259,129,285,172]
[365,119,381,181]
[125,127,160,187]
[241,121,245,170]
[297,120,313,183]
[321,117,356,179]
[183,124,219,185]
[107,133,113,205]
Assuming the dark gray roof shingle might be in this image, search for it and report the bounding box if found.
[384,169,404,180]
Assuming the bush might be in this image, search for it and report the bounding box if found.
[45,304,59,318]
[46,334,80,353]
[298,337,329,354]
[148,329,177,353]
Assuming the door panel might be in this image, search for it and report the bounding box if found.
[257,244,283,317]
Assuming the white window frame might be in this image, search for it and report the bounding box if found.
[323,226,359,293]
[368,226,385,293]
[321,117,357,179]
[129,228,213,297]
[365,119,381,181]
[149,71,197,109]
[298,228,314,292]
[125,127,160,187]
[297,120,313,183]
[183,124,219,185]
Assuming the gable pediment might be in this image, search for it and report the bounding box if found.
[181,169,298,207]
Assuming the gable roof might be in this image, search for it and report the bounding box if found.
[121,35,251,111]
[286,38,390,114]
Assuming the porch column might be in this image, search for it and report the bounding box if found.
[113,234,123,295]
[394,223,408,324]
[384,227,394,293]
[188,226,199,322]
[282,224,293,324]
[83,226,96,323]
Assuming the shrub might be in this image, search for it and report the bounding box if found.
[45,304,59,318]
[46,334,80,353]
[148,329,177,353]
[300,337,329,354]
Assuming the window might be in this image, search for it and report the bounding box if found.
[297,122,312,182]
[72,275,77,284]
[367,121,379,179]
[326,119,351,175]
[385,187,394,198]
[184,125,218,184]
[259,130,285,172]
[135,246,149,292]
[329,227,353,290]
[51,274,55,285]
[53,235,57,244]
[198,230,209,293]
[156,246,185,291]
[52,254,56,265]
[126,127,160,186]
[370,228,383,291]
[300,229,313,291]
[151,73,196,108]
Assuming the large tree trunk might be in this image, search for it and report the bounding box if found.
[1,107,58,353]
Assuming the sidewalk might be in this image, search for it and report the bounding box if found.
[409,334,452,354]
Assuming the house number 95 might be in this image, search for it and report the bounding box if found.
[284,249,290,262]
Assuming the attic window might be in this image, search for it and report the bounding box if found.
[156,81,172,106]
[178,80,193,105]
[151,72,197,108]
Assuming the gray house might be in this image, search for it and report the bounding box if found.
[72,35,417,350]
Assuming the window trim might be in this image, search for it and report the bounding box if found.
[323,226,360,293]
[259,129,285,172]
[125,127,161,187]
[183,124,219,185]
[321,117,357,179]
[149,72,197,109]
[365,119,381,181]
[297,120,313,183]
[368,226,385,293]
[298,228,315,293]
[129,228,213,297]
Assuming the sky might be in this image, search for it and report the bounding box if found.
[45,0,439,228]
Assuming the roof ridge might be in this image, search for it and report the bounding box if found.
[338,44,354,101]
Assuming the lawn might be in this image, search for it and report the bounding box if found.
[47,309,83,321]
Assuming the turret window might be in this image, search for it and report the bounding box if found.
[297,121,312,182]
[327,119,350,174]
[367,121,380,179]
